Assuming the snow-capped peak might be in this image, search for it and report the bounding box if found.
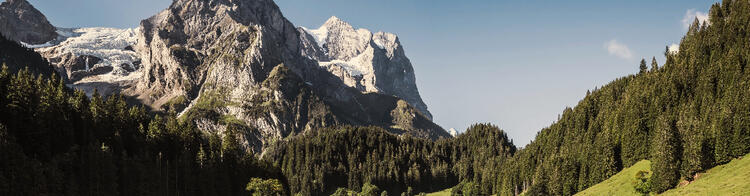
[448,128,459,137]
[298,16,434,120]
[323,16,345,27]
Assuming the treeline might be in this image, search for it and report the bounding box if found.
[491,1,750,195]
[0,65,284,195]
[265,124,516,195]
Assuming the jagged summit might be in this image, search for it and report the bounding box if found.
[299,16,433,120]
[0,0,57,44]
[324,16,345,26]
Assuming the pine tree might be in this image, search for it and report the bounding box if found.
[651,57,659,72]
[650,114,680,193]
[639,58,648,74]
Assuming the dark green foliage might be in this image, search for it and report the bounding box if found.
[0,65,284,196]
[0,34,56,78]
[451,181,480,196]
[632,170,651,195]
[650,114,681,193]
[265,123,515,195]
[246,178,283,196]
[360,182,382,196]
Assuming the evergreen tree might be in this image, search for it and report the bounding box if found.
[639,58,648,74]
[650,114,680,193]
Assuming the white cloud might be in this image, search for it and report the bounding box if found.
[682,9,710,30]
[605,39,633,60]
[668,43,680,54]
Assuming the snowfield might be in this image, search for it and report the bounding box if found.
[36,27,141,83]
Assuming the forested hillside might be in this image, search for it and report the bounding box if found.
[265,124,516,195]
[0,38,284,195]
[491,1,750,195]
[0,34,55,77]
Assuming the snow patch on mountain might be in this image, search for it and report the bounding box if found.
[37,27,140,77]
[20,40,54,48]
[301,26,328,50]
[448,128,459,137]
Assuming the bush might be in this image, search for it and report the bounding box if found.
[632,170,652,195]
[246,178,283,196]
[360,182,381,196]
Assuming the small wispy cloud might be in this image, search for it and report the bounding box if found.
[682,9,710,30]
[668,43,680,54]
[605,39,633,60]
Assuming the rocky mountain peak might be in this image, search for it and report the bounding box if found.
[322,16,349,29]
[299,16,433,120]
[0,0,57,44]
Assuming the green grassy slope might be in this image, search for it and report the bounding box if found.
[575,153,750,196]
[575,160,652,196]
[662,154,750,196]
[425,188,452,196]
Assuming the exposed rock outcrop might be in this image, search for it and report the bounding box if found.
[299,16,433,119]
[0,0,56,44]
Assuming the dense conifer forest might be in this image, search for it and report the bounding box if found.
[265,124,515,195]
[1,1,750,196]
[0,35,284,196]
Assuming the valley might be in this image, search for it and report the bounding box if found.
[1,0,749,195]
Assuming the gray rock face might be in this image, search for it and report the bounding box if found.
[299,16,432,119]
[0,0,56,44]
[125,0,333,153]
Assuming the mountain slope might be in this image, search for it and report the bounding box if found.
[123,0,448,153]
[662,154,750,195]
[574,160,651,196]
[0,0,56,44]
[299,16,433,119]
[576,153,750,196]
[0,34,55,77]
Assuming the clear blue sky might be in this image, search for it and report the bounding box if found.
[26,0,717,146]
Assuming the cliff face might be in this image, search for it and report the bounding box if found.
[299,16,433,120]
[6,0,450,154]
[0,0,56,44]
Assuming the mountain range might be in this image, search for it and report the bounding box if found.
[0,0,449,154]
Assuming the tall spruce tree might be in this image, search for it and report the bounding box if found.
[650,114,680,193]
